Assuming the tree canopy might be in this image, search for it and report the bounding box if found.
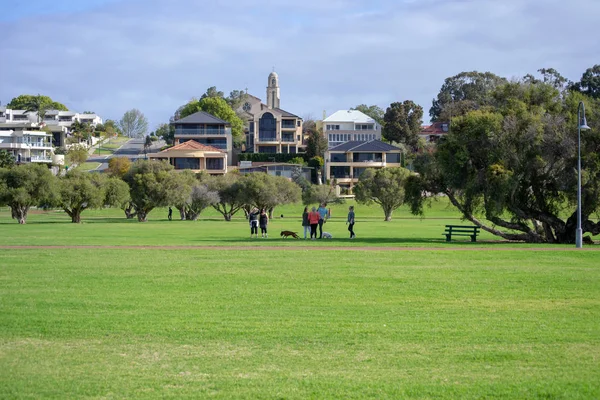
[354,167,411,221]
[382,101,423,149]
[408,78,600,243]
[0,163,57,224]
[0,150,15,169]
[7,94,68,112]
[429,71,507,122]
[305,128,328,160]
[572,64,600,99]
[351,104,385,125]
[118,109,148,138]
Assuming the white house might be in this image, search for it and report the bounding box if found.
[0,122,54,164]
[323,110,381,148]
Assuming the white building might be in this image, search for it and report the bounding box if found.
[323,110,381,148]
[0,122,54,164]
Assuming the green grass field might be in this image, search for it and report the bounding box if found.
[1,200,599,398]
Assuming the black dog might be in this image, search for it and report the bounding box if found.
[280,230,300,239]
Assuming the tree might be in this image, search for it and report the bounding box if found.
[407,78,600,243]
[155,123,175,145]
[118,109,148,138]
[206,173,246,221]
[305,128,328,160]
[302,114,317,134]
[354,167,411,221]
[382,101,423,149]
[239,173,301,218]
[170,171,198,220]
[302,184,340,206]
[7,94,68,117]
[144,135,153,154]
[58,171,129,223]
[66,145,88,167]
[0,163,57,224]
[107,156,132,178]
[0,150,15,169]
[429,71,507,121]
[351,104,385,125]
[201,86,225,99]
[226,89,249,111]
[183,184,220,220]
[572,64,600,99]
[123,159,183,222]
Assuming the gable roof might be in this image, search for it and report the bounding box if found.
[159,141,224,153]
[173,111,230,125]
[420,121,449,135]
[324,110,375,124]
[328,140,402,152]
[275,108,300,118]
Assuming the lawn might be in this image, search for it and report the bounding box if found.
[76,161,101,171]
[1,202,599,398]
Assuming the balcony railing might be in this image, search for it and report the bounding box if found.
[258,136,277,142]
[281,124,296,130]
[30,156,53,162]
[175,128,231,136]
[281,136,295,142]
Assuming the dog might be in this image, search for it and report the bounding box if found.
[280,230,300,239]
[322,232,333,239]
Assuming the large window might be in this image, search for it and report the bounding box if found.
[353,153,382,162]
[174,158,200,170]
[353,167,368,178]
[282,119,296,129]
[330,166,350,179]
[326,124,340,131]
[330,153,347,162]
[355,124,374,130]
[259,112,277,141]
[206,158,224,170]
[386,153,401,163]
[258,146,277,153]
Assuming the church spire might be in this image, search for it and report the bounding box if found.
[267,70,280,109]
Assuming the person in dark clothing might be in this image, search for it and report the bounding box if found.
[168,207,173,221]
[347,206,355,239]
[317,202,328,239]
[302,206,310,239]
[249,208,260,238]
[259,209,269,238]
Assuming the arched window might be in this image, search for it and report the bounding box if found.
[259,112,277,141]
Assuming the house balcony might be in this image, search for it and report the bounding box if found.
[258,136,279,143]
[281,136,296,143]
[31,156,53,163]
[281,125,296,131]
[175,128,231,136]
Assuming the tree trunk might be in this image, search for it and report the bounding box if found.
[123,203,137,219]
[188,212,199,221]
[268,207,274,219]
[224,212,232,221]
[71,209,82,223]
[12,206,28,224]
[383,206,393,221]
[137,210,148,222]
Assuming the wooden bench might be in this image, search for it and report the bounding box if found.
[444,225,480,242]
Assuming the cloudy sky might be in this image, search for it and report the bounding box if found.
[1,0,598,128]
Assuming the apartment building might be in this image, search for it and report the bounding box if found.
[325,140,402,195]
[240,71,304,154]
[0,122,54,164]
[323,110,381,148]
[171,110,233,165]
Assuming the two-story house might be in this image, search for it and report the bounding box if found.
[323,110,381,148]
[325,140,403,195]
[240,72,304,154]
[148,140,227,175]
[170,110,233,165]
[0,122,54,164]
[419,121,449,143]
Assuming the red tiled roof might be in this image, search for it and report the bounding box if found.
[161,141,224,153]
[420,122,449,135]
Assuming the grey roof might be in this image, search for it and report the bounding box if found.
[172,111,230,125]
[276,108,300,118]
[328,140,402,153]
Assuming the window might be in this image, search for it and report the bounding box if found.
[326,124,340,131]
[353,153,382,162]
[249,122,254,133]
[259,112,276,141]
[297,120,301,127]
[174,158,200,170]
[329,134,333,141]
[206,158,224,170]
[330,153,346,162]
[387,153,401,163]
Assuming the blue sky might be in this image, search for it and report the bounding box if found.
[1,0,598,129]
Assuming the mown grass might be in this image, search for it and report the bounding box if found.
[1,201,599,398]
[1,249,599,398]
[76,161,101,171]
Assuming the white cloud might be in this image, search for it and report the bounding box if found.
[0,0,598,126]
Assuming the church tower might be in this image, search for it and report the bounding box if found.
[266,71,280,109]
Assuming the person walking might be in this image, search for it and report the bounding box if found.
[168,207,173,221]
[317,202,328,239]
[347,206,355,239]
[308,206,320,240]
[249,207,260,238]
[259,209,269,238]
[302,206,310,239]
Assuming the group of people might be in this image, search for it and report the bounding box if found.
[248,208,269,238]
[301,203,356,240]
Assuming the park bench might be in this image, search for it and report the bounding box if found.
[444,225,480,242]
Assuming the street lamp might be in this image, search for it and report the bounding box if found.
[576,101,591,248]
